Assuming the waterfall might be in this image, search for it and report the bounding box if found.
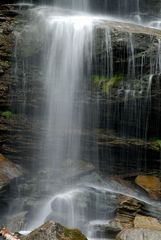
[54,0,89,10]
[19,0,141,17]
[41,12,93,169]
[24,7,103,233]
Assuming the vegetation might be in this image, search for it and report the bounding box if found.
[64,228,87,240]
[0,111,13,119]
[153,139,161,148]
[92,74,124,94]
[150,138,161,150]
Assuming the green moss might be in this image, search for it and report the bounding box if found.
[154,140,161,148]
[92,74,124,94]
[0,111,13,119]
[156,140,161,148]
[64,227,87,240]
[149,138,161,150]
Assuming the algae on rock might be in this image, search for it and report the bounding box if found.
[92,74,124,94]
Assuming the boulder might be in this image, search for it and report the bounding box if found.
[116,228,161,240]
[135,175,161,200]
[134,215,161,231]
[24,221,87,240]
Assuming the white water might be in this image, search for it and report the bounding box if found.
[27,7,104,237]
[54,0,89,11]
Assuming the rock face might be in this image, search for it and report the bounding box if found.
[24,221,87,240]
[0,153,22,190]
[135,175,161,200]
[92,20,161,176]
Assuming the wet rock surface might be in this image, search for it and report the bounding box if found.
[116,228,161,240]
[0,153,22,190]
[23,221,87,240]
[135,175,161,200]
[134,215,161,230]
[5,211,28,232]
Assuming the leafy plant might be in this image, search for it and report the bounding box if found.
[0,111,13,119]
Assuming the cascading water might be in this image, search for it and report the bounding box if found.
[40,12,93,169]
[20,0,141,18]
[53,0,89,10]
[24,7,106,235]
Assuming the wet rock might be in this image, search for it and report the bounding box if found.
[116,197,143,228]
[0,153,23,190]
[134,215,161,231]
[88,220,122,239]
[116,228,161,240]
[24,221,87,240]
[5,211,28,232]
[135,175,161,200]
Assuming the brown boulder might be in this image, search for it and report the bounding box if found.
[135,175,161,200]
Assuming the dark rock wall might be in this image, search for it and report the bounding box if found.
[1,4,161,176]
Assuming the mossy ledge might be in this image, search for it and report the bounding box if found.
[92,74,124,94]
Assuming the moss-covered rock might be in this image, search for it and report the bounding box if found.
[24,221,87,240]
[92,74,124,94]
